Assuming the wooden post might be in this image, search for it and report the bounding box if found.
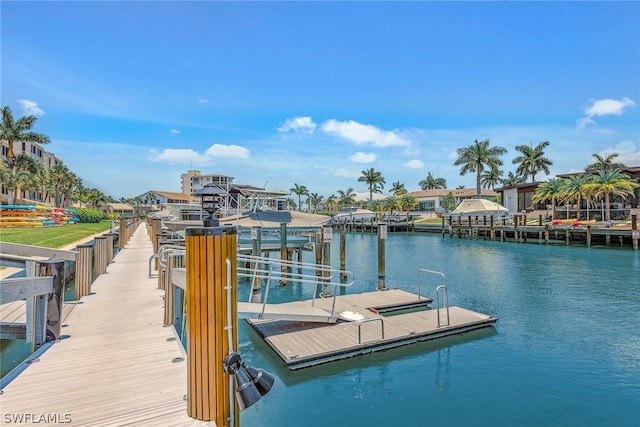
[185,226,237,424]
[586,226,592,248]
[544,225,549,244]
[514,216,519,243]
[339,223,346,280]
[314,231,323,278]
[632,215,638,251]
[377,223,387,291]
[74,243,93,300]
[119,218,128,250]
[280,223,288,282]
[322,225,332,297]
[94,236,108,275]
[538,214,543,226]
[490,216,495,241]
[251,226,262,290]
[441,215,445,238]
[35,259,65,342]
[104,233,114,264]
[565,229,570,245]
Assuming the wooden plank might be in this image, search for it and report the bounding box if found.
[1,242,78,261]
[0,224,213,426]
[0,276,53,302]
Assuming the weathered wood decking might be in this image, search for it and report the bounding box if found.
[0,224,214,426]
[247,289,497,370]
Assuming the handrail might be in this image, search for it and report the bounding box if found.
[416,269,445,301]
[237,253,355,322]
[435,285,450,327]
[358,318,385,344]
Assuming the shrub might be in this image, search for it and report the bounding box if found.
[74,208,107,223]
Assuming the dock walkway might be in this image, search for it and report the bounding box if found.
[0,224,214,426]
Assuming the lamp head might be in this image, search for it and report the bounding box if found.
[192,183,228,227]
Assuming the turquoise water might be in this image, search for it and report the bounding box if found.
[239,232,640,426]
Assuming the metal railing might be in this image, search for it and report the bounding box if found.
[358,318,385,344]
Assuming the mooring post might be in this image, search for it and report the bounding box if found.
[321,225,332,297]
[74,243,93,300]
[280,223,288,282]
[251,226,262,290]
[544,225,550,244]
[632,214,638,251]
[377,223,387,291]
[35,259,65,343]
[185,226,237,424]
[441,215,445,238]
[339,223,346,281]
[586,225,592,248]
[119,218,127,250]
[94,236,108,275]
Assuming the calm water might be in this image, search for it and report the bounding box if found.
[239,232,640,427]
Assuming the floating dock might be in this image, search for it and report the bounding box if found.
[246,289,497,370]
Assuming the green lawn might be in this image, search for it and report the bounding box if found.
[0,221,114,248]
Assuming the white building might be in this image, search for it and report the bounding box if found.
[180,170,234,195]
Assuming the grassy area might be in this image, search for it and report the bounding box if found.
[0,221,113,248]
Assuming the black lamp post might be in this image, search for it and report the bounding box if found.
[192,183,229,227]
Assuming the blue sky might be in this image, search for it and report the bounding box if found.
[2,1,639,200]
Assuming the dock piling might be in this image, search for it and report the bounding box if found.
[35,259,65,342]
[377,223,387,291]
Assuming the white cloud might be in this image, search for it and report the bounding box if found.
[349,152,376,163]
[277,116,317,134]
[170,129,181,135]
[17,99,45,116]
[321,119,411,147]
[199,97,210,104]
[149,148,209,164]
[595,141,640,166]
[578,97,636,128]
[330,168,360,179]
[403,159,424,169]
[205,144,250,159]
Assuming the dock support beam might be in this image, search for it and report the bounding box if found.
[340,224,347,281]
[75,243,93,300]
[185,226,237,424]
[377,223,387,291]
[632,215,638,251]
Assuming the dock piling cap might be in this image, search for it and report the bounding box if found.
[185,225,237,237]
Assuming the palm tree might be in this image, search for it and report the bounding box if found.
[326,194,338,213]
[336,187,356,207]
[381,196,398,214]
[583,170,639,221]
[48,164,74,207]
[397,193,418,213]
[289,183,308,212]
[308,192,324,213]
[502,171,525,187]
[586,152,626,173]
[10,154,39,202]
[86,188,108,209]
[532,178,566,220]
[368,199,383,213]
[390,181,407,196]
[481,166,503,190]
[512,141,553,182]
[0,106,51,171]
[454,139,507,198]
[560,174,593,220]
[358,167,385,201]
[419,172,447,190]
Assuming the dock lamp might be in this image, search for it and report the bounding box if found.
[223,351,274,411]
[192,183,228,227]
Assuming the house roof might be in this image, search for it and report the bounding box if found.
[410,188,498,198]
[105,203,134,211]
[150,191,198,202]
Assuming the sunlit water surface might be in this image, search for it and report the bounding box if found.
[239,232,639,426]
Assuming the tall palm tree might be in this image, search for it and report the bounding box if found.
[502,171,525,187]
[560,174,593,220]
[10,154,39,202]
[381,196,398,214]
[481,166,503,190]
[454,139,507,198]
[308,193,324,213]
[336,187,356,207]
[532,178,566,220]
[583,170,639,221]
[326,194,337,213]
[512,141,552,182]
[419,172,447,190]
[586,152,626,173]
[358,167,385,201]
[1,106,51,171]
[48,164,76,208]
[289,183,308,211]
[390,181,407,196]
[397,193,418,213]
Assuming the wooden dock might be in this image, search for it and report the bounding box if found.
[0,224,214,426]
[246,289,497,370]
